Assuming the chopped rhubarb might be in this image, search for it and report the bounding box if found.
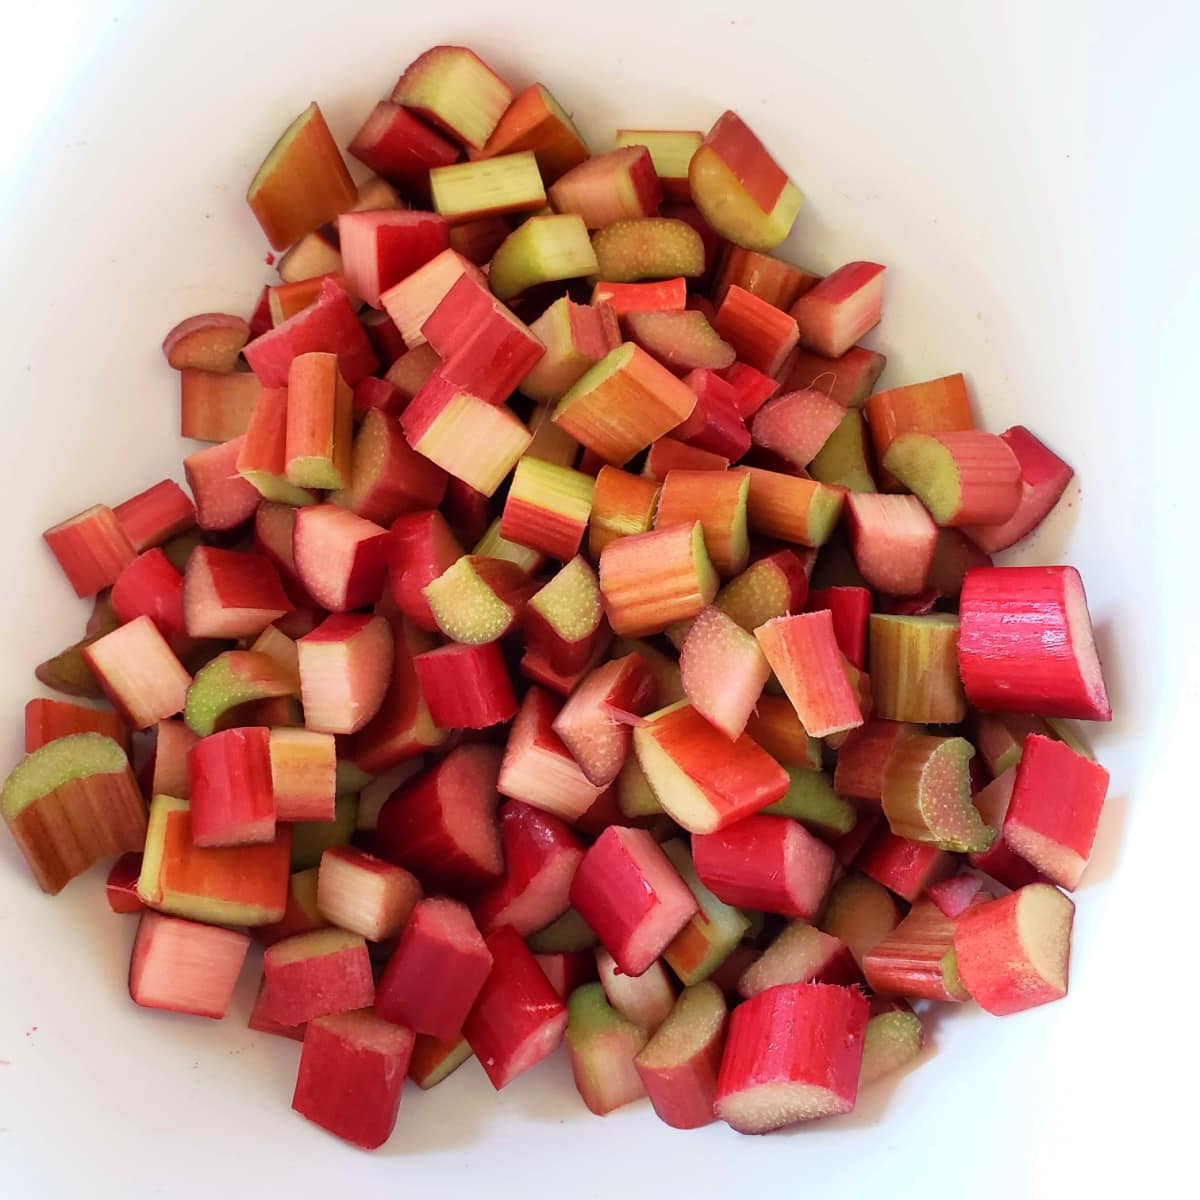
[293,504,391,612]
[566,982,651,1115]
[738,921,861,996]
[807,585,872,669]
[679,606,771,739]
[179,369,261,442]
[745,696,822,769]
[809,408,878,492]
[588,466,662,558]
[423,555,536,645]
[43,504,136,598]
[487,213,600,300]
[790,262,885,358]
[262,928,375,1026]
[656,469,749,577]
[182,546,291,640]
[859,826,956,904]
[844,492,938,597]
[129,911,250,1019]
[188,727,275,847]
[750,387,845,470]
[868,613,966,724]
[863,898,976,1002]
[818,874,901,970]
[413,641,517,729]
[866,373,974,487]
[23,697,127,754]
[713,284,799,375]
[740,466,844,547]
[860,999,924,1087]
[183,649,296,737]
[500,456,595,561]
[591,277,688,317]
[387,509,464,630]
[349,101,460,202]
[83,615,192,729]
[391,45,513,150]
[476,83,589,181]
[316,845,422,941]
[884,430,1022,526]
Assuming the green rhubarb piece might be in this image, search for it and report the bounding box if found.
[860,1010,925,1087]
[809,408,878,493]
[489,214,599,301]
[184,649,297,736]
[34,594,120,698]
[290,794,358,870]
[762,767,856,836]
[566,982,650,1115]
[1,733,129,820]
[527,907,598,953]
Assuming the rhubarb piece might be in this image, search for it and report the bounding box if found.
[866,373,974,487]
[253,868,327,945]
[588,466,661,557]
[660,839,751,985]
[184,650,296,737]
[182,546,291,640]
[189,727,275,847]
[693,813,834,919]
[430,151,546,222]
[599,522,716,636]
[963,426,1074,552]
[113,480,196,553]
[928,873,987,919]
[549,146,661,228]
[501,457,595,561]
[859,999,924,1087]
[528,908,598,954]
[137,795,290,924]
[360,316,407,377]
[819,874,901,970]
[316,846,422,941]
[387,510,463,631]
[413,641,517,729]
[245,277,377,388]
[523,557,607,677]
[614,130,701,202]
[297,614,393,734]
[591,278,687,316]
[869,613,966,724]
[293,505,390,612]
[551,653,656,785]
[750,387,844,469]
[739,922,860,996]
[349,101,460,202]
[377,896,492,1037]
[290,796,358,871]
[24,697,127,754]
[863,899,974,1002]
[339,210,450,307]
[929,528,993,598]
[553,343,697,465]
[711,549,809,637]
[806,586,872,670]
[1,734,145,894]
[566,982,651,1115]
[409,1034,473,1088]
[179,369,261,441]
[292,1009,414,1150]
[498,688,604,821]
[129,911,250,1018]
[42,505,136,598]
[277,225,342,284]
[715,982,867,1133]
[644,436,730,478]
[634,701,787,834]
[713,246,819,311]
[570,825,698,977]
[249,978,304,1040]
[755,612,863,739]
[688,111,802,252]
[616,755,664,819]
[745,696,822,769]
[267,274,346,326]
[591,217,705,284]
[424,555,536,645]
[487,213,599,301]
[655,469,749,577]
[184,437,261,531]
[762,768,856,838]
[375,744,503,894]
[859,826,955,904]
[713,285,799,376]
[235,387,317,505]
[463,924,569,1088]
[720,361,780,419]
[476,517,545,573]
[954,883,1074,1015]
[247,102,356,249]
[352,618,446,772]
[635,981,727,1129]
[534,950,599,999]
[392,46,512,150]
[333,409,449,525]
[786,344,886,410]
[740,466,844,547]
[82,616,191,729]
[282,352,353,489]
[809,408,877,493]
[474,801,584,937]
[402,378,532,495]
[106,851,144,914]
[380,248,483,348]
[162,313,250,373]
[790,262,885,358]
[594,947,675,1029]
[440,476,492,543]
[671,368,750,460]
[957,565,1111,721]
[521,297,620,404]
[1001,734,1108,890]
[884,430,1022,526]
[679,606,770,739]
[477,83,588,181]
[263,928,374,1026]
[881,733,992,853]
[844,492,938,597]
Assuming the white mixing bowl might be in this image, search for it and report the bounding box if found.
[0,1,1195,1195]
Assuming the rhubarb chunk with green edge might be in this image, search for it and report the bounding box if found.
[409,1034,473,1089]
[868,612,967,725]
[184,649,298,736]
[500,456,596,562]
[626,310,736,372]
[488,213,600,301]
[137,794,290,925]
[819,874,901,971]
[424,555,537,645]
[36,592,120,698]
[590,218,705,283]
[737,921,861,996]
[656,469,750,578]
[391,45,512,150]
[1,734,146,895]
[863,898,978,1002]
[523,556,607,677]
[660,838,751,985]
[291,795,358,871]
[548,146,661,229]
[762,767,857,838]
[566,982,651,1115]
[860,1000,925,1087]
[881,733,994,853]
[679,605,771,739]
[809,407,878,493]
[430,152,547,223]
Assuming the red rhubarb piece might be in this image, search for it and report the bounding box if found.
[293,504,390,613]
[129,911,250,1019]
[844,492,938,597]
[188,726,275,847]
[297,614,393,735]
[263,928,375,1026]
[413,641,517,729]
[316,846,423,941]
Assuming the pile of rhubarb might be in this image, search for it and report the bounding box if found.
[2,44,1111,1147]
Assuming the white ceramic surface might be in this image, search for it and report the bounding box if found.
[1,1,1196,1195]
